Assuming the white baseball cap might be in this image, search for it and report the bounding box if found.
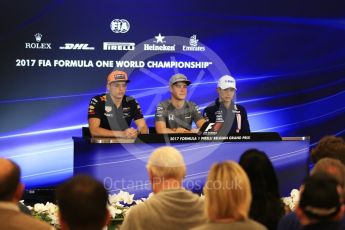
[217,75,237,90]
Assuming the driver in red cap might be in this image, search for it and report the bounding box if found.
[88,70,148,138]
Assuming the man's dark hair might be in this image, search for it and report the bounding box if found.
[56,175,109,230]
[299,173,342,221]
[311,136,345,164]
[0,159,21,201]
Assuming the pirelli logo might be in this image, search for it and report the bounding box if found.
[103,42,135,51]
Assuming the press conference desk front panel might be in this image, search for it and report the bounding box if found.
[73,133,310,198]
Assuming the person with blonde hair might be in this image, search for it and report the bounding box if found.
[191,161,266,230]
[120,146,205,230]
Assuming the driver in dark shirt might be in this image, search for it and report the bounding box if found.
[203,75,250,135]
[88,70,148,138]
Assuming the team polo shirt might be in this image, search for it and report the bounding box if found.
[88,94,144,131]
[155,100,203,130]
[203,98,250,134]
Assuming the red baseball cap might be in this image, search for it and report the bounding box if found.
[107,70,130,84]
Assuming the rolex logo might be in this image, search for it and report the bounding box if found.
[34,33,42,42]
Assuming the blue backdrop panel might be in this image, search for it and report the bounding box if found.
[74,138,310,197]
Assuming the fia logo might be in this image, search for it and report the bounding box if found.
[110,19,130,33]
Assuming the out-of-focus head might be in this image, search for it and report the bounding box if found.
[311,158,345,194]
[204,161,251,221]
[311,135,345,164]
[298,173,344,222]
[0,158,22,201]
[146,146,186,181]
[239,149,280,198]
[56,175,109,230]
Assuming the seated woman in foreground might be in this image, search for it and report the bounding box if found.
[191,161,267,230]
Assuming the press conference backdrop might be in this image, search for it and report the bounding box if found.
[0,0,344,188]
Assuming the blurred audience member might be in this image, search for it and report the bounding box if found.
[296,173,344,230]
[191,161,266,230]
[0,158,53,230]
[56,175,110,230]
[239,149,285,230]
[120,146,205,230]
[311,158,345,190]
[278,158,345,230]
[311,135,345,165]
